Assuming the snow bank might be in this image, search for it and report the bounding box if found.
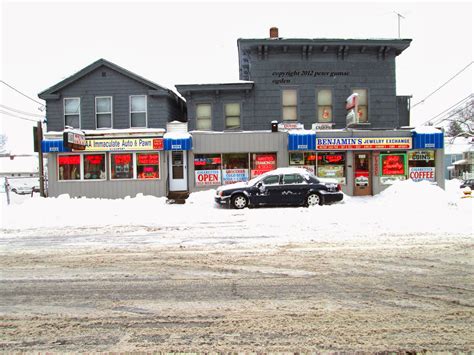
[1,180,472,241]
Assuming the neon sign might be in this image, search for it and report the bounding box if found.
[85,155,104,165]
[113,154,131,165]
[381,154,406,176]
[58,155,80,165]
[318,153,344,164]
[137,154,159,165]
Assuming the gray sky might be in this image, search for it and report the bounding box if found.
[1,0,472,153]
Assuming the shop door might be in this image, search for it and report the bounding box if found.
[354,152,372,196]
[169,151,188,191]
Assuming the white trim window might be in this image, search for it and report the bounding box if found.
[96,96,113,129]
[64,98,81,128]
[317,89,333,123]
[224,103,241,130]
[57,154,81,181]
[110,152,135,180]
[282,89,297,121]
[130,95,147,128]
[196,103,212,130]
[83,153,107,180]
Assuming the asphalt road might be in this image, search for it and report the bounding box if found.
[0,232,473,352]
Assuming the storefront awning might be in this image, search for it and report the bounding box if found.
[41,140,70,153]
[164,133,192,151]
[412,130,444,149]
[288,132,316,151]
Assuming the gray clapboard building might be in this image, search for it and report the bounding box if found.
[176,28,444,196]
[39,28,445,199]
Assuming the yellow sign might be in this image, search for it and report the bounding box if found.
[408,150,435,161]
[84,138,164,152]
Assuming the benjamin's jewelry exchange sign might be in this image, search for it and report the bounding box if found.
[83,137,164,151]
[316,137,412,150]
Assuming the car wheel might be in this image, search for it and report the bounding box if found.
[306,193,321,207]
[232,194,248,209]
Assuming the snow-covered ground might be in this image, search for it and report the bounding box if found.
[1,179,472,251]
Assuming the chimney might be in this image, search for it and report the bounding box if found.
[269,27,279,39]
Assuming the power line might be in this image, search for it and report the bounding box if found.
[412,61,473,109]
[432,101,474,126]
[419,94,473,126]
[0,104,45,118]
[0,109,42,123]
[0,80,45,107]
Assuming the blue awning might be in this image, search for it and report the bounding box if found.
[288,133,316,151]
[164,137,192,151]
[41,140,70,153]
[412,131,444,149]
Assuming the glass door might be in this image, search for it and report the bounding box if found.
[354,152,372,196]
[169,151,187,191]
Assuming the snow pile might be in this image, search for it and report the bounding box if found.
[1,180,472,244]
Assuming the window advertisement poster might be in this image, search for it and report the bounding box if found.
[195,169,221,186]
[409,167,435,182]
[408,150,435,162]
[222,169,249,185]
[251,153,277,178]
[318,165,345,184]
[302,165,315,175]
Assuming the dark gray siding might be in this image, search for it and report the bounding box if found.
[44,66,183,132]
[181,45,403,131]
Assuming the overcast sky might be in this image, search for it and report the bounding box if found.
[1,0,472,153]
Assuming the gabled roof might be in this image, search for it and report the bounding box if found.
[38,58,182,102]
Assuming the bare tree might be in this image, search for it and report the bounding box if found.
[445,97,473,138]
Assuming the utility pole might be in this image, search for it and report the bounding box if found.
[394,11,405,38]
[36,121,45,197]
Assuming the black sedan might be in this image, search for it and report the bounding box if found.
[460,179,474,189]
[215,167,343,209]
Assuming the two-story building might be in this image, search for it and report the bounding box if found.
[39,28,445,199]
[176,28,444,196]
[38,59,187,198]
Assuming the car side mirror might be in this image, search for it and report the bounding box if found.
[256,182,263,188]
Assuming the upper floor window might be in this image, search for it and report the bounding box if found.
[282,89,297,121]
[317,89,332,122]
[196,103,212,130]
[96,96,112,129]
[130,95,147,128]
[64,98,80,128]
[225,103,241,130]
[353,89,368,123]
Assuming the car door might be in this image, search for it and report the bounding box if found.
[251,174,281,206]
[281,173,308,205]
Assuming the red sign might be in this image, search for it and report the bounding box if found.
[382,154,406,175]
[138,154,159,165]
[58,155,80,165]
[153,138,164,150]
[114,154,131,165]
[85,155,103,165]
[318,154,344,164]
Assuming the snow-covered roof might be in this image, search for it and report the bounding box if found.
[44,128,166,139]
[163,132,192,140]
[412,126,443,134]
[444,136,472,155]
[0,156,38,173]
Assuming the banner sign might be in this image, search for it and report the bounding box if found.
[84,137,164,152]
[222,169,249,185]
[195,169,221,186]
[316,137,412,150]
[64,129,86,150]
[409,167,435,182]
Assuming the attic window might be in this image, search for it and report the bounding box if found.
[101,71,107,77]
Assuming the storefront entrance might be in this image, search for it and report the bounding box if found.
[169,151,188,191]
[354,152,372,196]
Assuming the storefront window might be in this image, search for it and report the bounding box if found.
[408,150,435,182]
[58,154,81,181]
[84,154,106,180]
[137,153,160,179]
[379,153,407,184]
[317,152,346,184]
[111,153,134,179]
[251,153,277,178]
[222,153,249,184]
[194,154,221,186]
[289,152,316,175]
